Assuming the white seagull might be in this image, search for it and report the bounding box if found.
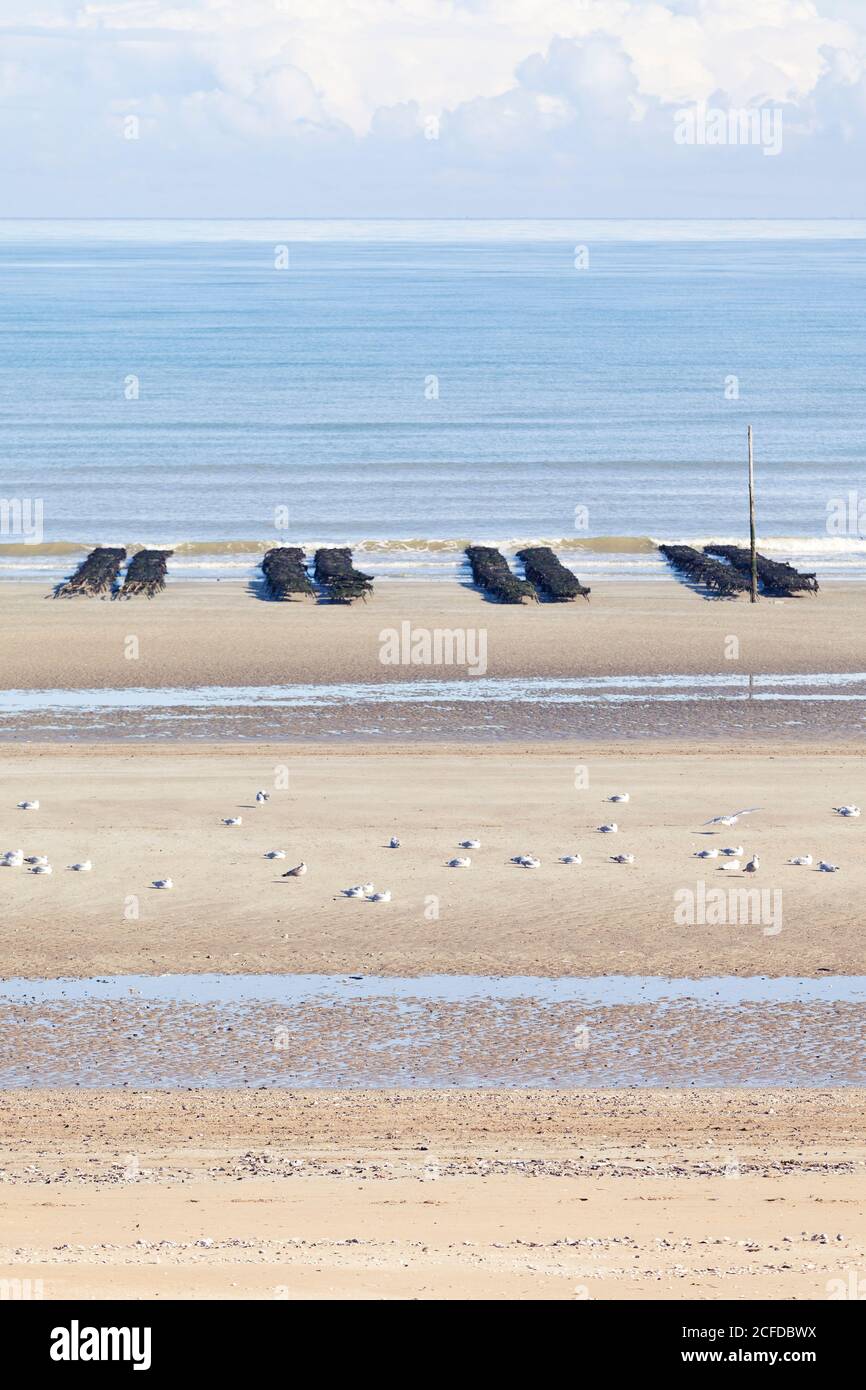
[263,850,286,860]
[703,808,760,828]
[24,855,48,866]
[694,848,719,859]
[787,854,813,866]
[388,836,400,848]
[255,791,270,804]
[447,857,471,868]
[510,854,538,867]
[29,863,52,875]
[606,793,630,803]
[1,850,23,867]
[519,855,541,869]
[833,805,860,818]
[719,860,742,873]
[720,845,744,857]
[597,823,618,834]
[610,853,635,865]
[743,854,760,874]
[341,885,367,898]
[17,800,39,811]
[369,890,392,902]
[459,839,481,849]
[282,862,307,877]
[67,861,92,872]
[559,854,582,864]
[152,878,173,890]
[817,860,840,873]
[222,817,242,826]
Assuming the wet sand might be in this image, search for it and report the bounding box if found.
[2,743,865,979]
[1,580,862,690]
[1,1090,863,1300]
[2,982,863,1088]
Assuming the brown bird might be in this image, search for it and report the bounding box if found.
[282,862,307,877]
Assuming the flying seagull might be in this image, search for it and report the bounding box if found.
[703,808,760,827]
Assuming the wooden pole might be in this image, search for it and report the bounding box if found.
[747,425,758,603]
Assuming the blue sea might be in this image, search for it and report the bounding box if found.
[1,218,865,584]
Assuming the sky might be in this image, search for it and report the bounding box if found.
[2,0,866,217]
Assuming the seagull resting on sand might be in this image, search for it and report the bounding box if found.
[24,855,48,866]
[787,855,813,866]
[719,860,742,873]
[369,890,392,902]
[720,846,744,857]
[833,805,860,817]
[67,861,92,872]
[282,862,307,877]
[597,823,618,834]
[17,800,39,811]
[0,850,23,867]
[559,854,582,864]
[255,791,270,804]
[263,850,286,860]
[29,863,52,875]
[447,857,471,868]
[610,853,635,864]
[342,885,367,897]
[388,836,400,848]
[817,860,839,873]
[694,848,719,859]
[459,839,481,849]
[703,808,760,828]
[606,793,630,803]
[152,878,173,889]
[222,817,242,826]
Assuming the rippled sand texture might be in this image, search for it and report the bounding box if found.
[1,1089,864,1300]
[1,989,864,1088]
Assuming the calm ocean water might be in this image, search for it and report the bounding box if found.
[1,219,865,583]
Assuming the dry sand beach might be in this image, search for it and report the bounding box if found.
[3,576,865,1300]
[1,742,864,978]
[1,579,863,689]
[1,1090,863,1300]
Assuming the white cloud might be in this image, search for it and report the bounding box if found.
[0,0,865,214]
